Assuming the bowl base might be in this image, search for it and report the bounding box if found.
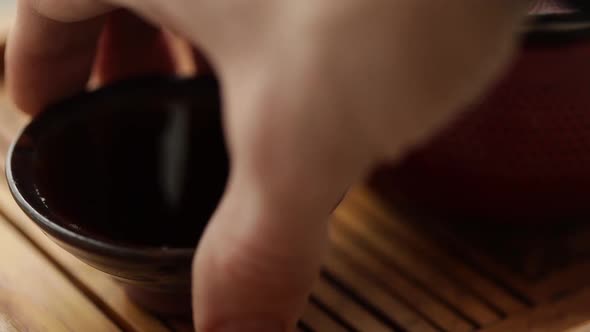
[124,284,192,317]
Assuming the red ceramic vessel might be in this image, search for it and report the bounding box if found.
[372,11,590,222]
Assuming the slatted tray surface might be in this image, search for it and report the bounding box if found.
[2,85,590,332]
[323,190,590,332]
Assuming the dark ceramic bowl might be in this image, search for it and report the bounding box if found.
[6,75,228,315]
[373,9,590,222]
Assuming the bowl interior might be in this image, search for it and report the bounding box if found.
[7,76,228,251]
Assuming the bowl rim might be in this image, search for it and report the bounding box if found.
[526,11,590,32]
[5,76,219,260]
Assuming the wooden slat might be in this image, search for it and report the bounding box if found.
[312,278,392,332]
[302,301,349,332]
[480,288,590,332]
[0,289,74,331]
[334,209,499,328]
[324,248,439,332]
[411,217,542,304]
[345,188,530,314]
[399,206,590,305]
[358,184,590,305]
[0,214,119,331]
[330,223,473,332]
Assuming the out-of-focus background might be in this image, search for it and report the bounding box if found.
[2,1,590,331]
[0,0,14,77]
[0,0,14,30]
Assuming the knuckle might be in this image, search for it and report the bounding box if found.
[217,239,314,300]
[24,0,111,22]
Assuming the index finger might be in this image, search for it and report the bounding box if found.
[6,0,109,114]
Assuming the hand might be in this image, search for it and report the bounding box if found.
[6,1,528,331]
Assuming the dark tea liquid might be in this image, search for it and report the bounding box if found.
[32,79,228,248]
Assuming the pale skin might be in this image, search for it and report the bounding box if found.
[6,1,530,331]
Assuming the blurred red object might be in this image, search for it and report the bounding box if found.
[371,13,590,222]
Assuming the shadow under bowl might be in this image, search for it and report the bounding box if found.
[6,75,229,316]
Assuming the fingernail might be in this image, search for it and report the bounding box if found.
[215,319,284,332]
